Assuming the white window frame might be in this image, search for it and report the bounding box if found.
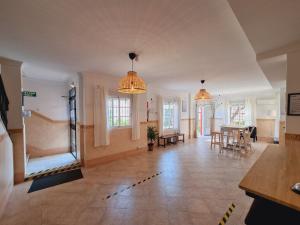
[163,100,177,130]
[229,102,246,126]
[108,96,132,128]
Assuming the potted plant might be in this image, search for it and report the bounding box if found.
[147,126,158,151]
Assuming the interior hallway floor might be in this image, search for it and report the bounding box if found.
[1,137,267,225]
[26,153,78,176]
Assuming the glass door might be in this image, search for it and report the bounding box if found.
[69,87,77,159]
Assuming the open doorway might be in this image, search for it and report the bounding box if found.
[196,104,212,137]
[23,77,80,177]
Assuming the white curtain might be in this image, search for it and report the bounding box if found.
[131,95,140,140]
[94,86,110,147]
[251,98,257,126]
[245,98,252,126]
[176,97,182,133]
[157,95,164,135]
[245,98,256,126]
[194,102,199,138]
[224,99,230,125]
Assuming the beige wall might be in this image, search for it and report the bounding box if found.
[0,119,13,218]
[146,86,195,139]
[286,50,300,135]
[80,73,148,167]
[256,118,275,143]
[24,111,69,158]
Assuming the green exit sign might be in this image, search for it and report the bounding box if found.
[23,91,37,97]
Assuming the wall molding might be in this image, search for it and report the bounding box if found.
[27,145,70,158]
[30,111,68,124]
[7,128,23,134]
[285,133,300,142]
[81,122,150,129]
[85,147,147,168]
[256,40,300,60]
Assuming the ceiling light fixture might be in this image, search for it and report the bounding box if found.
[118,52,146,94]
[194,80,212,100]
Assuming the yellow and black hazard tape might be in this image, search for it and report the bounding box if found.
[24,162,81,182]
[103,171,162,200]
[218,203,236,225]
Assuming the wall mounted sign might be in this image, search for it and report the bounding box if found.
[23,91,37,97]
[287,93,300,116]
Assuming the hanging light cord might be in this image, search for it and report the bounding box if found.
[131,59,134,71]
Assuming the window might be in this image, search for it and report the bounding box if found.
[108,97,131,127]
[163,101,176,129]
[230,103,245,125]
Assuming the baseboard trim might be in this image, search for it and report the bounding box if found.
[85,147,147,168]
[257,136,274,143]
[285,133,300,141]
[14,172,25,184]
[27,145,70,158]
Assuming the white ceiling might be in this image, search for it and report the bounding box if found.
[0,0,272,94]
[258,55,287,89]
[227,0,300,55]
[227,0,300,90]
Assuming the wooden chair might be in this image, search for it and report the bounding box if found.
[211,131,223,149]
[241,131,252,151]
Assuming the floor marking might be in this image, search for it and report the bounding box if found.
[218,203,236,225]
[24,162,81,182]
[103,171,162,200]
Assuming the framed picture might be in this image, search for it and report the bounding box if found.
[182,100,187,113]
[287,93,300,116]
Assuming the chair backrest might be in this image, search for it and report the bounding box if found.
[244,131,251,144]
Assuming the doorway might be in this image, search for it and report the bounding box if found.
[196,104,213,137]
[23,78,80,178]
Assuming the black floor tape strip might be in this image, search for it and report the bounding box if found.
[103,171,162,200]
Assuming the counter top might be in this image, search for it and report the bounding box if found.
[239,143,300,211]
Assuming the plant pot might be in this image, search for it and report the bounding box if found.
[148,143,154,151]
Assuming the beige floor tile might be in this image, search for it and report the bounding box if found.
[0,138,267,225]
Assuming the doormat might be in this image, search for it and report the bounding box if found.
[28,169,83,193]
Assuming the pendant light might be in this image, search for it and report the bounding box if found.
[194,80,212,100]
[118,52,147,94]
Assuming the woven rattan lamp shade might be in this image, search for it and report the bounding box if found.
[194,88,212,100]
[118,71,147,94]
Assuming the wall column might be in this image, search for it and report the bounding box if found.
[0,57,25,184]
[286,49,300,141]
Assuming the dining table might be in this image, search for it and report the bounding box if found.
[220,125,248,149]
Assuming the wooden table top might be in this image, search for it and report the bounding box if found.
[239,143,300,211]
[221,125,248,130]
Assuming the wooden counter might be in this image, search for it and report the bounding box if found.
[239,143,300,212]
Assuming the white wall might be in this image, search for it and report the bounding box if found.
[286,50,300,134]
[146,86,192,120]
[23,77,69,120]
[81,73,147,125]
[0,57,23,129]
[0,118,13,218]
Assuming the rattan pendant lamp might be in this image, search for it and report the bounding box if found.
[194,80,212,100]
[118,52,147,94]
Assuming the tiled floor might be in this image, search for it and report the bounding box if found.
[26,153,78,176]
[1,137,267,225]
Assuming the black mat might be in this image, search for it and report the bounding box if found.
[28,169,83,193]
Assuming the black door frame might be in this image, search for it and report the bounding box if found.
[69,87,77,159]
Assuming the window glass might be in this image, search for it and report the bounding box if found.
[163,101,176,129]
[108,97,131,127]
[230,103,245,126]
